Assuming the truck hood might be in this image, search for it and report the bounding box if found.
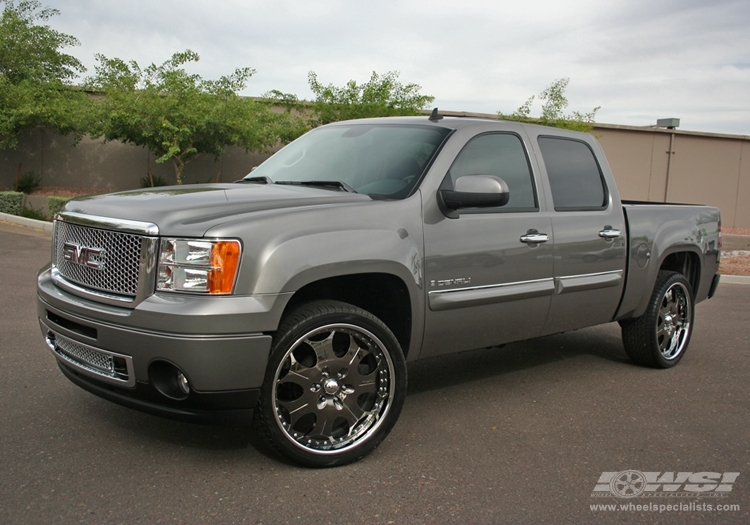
[63,183,372,236]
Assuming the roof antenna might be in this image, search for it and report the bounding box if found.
[428,108,443,121]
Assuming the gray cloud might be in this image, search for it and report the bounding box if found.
[41,0,750,134]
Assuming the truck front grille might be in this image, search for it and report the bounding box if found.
[40,320,135,387]
[56,333,115,374]
[53,221,143,297]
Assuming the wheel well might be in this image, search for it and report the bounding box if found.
[660,251,700,294]
[282,274,413,357]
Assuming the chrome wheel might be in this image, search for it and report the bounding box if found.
[272,323,394,453]
[260,301,406,467]
[656,282,691,360]
[621,271,695,369]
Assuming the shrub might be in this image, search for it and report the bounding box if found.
[20,205,48,221]
[47,196,71,218]
[498,78,600,133]
[15,172,41,194]
[0,191,24,215]
[139,173,168,188]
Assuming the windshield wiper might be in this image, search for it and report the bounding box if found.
[275,180,358,194]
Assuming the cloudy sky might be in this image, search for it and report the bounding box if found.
[37,0,750,135]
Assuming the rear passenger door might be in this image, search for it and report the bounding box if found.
[531,133,627,335]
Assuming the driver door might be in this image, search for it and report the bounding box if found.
[420,132,555,358]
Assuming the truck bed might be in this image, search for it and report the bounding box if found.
[616,203,721,320]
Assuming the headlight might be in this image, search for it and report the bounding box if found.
[157,238,241,294]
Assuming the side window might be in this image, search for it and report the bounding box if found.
[537,137,607,210]
[448,133,537,211]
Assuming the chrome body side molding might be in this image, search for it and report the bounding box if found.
[428,270,623,311]
[428,278,555,311]
[554,270,624,295]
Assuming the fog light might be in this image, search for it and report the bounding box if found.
[149,360,190,400]
[177,371,190,395]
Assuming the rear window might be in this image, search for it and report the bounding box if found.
[538,137,607,210]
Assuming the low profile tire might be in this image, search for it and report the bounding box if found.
[621,270,694,368]
[258,300,407,467]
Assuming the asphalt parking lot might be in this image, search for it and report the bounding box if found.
[0,220,748,524]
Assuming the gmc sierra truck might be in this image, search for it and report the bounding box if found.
[37,113,722,467]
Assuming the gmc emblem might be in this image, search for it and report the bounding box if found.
[62,242,105,269]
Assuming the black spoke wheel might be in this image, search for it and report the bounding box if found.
[258,301,406,467]
[621,271,694,368]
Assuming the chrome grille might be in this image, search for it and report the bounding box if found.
[54,221,142,296]
[41,320,135,387]
[55,333,114,374]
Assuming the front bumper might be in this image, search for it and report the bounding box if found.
[57,361,259,425]
[37,267,276,424]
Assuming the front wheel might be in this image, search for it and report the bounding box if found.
[258,301,407,467]
[621,271,694,368]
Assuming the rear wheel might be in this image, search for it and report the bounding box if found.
[258,300,407,467]
[621,271,694,368]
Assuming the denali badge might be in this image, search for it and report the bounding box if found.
[62,242,105,269]
[430,277,471,287]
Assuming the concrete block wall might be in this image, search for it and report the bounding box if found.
[2,116,749,228]
[723,235,750,251]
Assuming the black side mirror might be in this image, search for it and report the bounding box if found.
[438,175,510,218]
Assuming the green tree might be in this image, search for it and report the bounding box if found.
[86,50,280,184]
[499,78,600,132]
[260,89,313,143]
[307,70,435,126]
[0,0,88,149]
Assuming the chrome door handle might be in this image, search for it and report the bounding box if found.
[520,231,549,244]
[599,226,621,239]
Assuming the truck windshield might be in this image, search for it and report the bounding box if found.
[245,124,452,198]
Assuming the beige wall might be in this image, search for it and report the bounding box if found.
[593,125,748,228]
[2,120,749,228]
[736,141,750,228]
[595,129,668,201]
[0,128,270,192]
[666,136,742,224]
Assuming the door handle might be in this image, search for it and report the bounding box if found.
[520,230,549,244]
[599,226,621,240]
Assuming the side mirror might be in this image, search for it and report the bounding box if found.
[438,175,510,218]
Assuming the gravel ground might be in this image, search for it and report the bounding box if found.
[720,251,750,276]
[721,229,750,276]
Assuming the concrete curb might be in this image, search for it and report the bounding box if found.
[0,211,53,233]
[719,275,750,285]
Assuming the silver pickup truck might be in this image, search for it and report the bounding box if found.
[37,114,721,467]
